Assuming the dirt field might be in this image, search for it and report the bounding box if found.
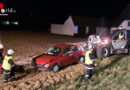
[0,31,86,89]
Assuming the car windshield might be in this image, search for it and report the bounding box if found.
[44,47,62,56]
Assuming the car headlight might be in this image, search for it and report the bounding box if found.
[44,64,49,67]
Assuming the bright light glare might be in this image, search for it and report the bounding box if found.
[104,40,108,43]
[13,21,19,25]
[3,21,10,25]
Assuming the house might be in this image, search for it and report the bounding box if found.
[51,15,105,37]
[111,4,130,31]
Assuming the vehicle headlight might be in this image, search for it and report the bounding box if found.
[101,39,109,44]
[104,40,108,43]
[44,64,49,67]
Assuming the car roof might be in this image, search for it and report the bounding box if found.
[54,43,79,49]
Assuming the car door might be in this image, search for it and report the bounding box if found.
[112,31,127,49]
[60,48,72,66]
[71,46,79,63]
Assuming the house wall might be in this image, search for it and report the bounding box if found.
[119,20,130,30]
[51,16,74,36]
[62,16,74,36]
[51,24,63,35]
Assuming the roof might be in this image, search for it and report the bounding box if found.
[71,16,101,27]
[112,4,130,27]
[52,15,109,27]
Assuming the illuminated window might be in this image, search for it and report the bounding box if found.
[74,26,78,33]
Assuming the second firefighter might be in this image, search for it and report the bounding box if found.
[85,45,97,81]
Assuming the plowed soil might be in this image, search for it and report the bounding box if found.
[0,31,86,89]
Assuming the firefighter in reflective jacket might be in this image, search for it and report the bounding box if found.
[0,44,4,64]
[2,49,15,83]
[85,45,97,81]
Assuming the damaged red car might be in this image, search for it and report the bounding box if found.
[32,44,85,72]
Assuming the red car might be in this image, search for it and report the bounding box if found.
[32,44,85,72]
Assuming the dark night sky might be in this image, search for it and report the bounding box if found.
[0,0,130,29]
[34,1,129,19]
[33,0,130,28]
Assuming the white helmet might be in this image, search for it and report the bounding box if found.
[7,49,14,55]
[0,44,4,49]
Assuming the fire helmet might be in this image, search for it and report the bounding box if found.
[0,44,4,49]
[7,49,14,55]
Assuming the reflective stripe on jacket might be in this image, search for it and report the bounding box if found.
[2,55,13,70]
[85,50,93,65]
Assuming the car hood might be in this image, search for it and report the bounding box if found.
[36,55,57,65]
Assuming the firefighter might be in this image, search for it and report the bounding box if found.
[84,45,97,81]
[0,44,4,64]
[2,49,15,83]
[119,32,125,40]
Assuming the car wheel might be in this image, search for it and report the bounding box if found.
[103,47,109,57]
[97,46,110,59]
[79,56,85,63]
[53,64,60,73]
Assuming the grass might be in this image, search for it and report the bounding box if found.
[41,55,130,90]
